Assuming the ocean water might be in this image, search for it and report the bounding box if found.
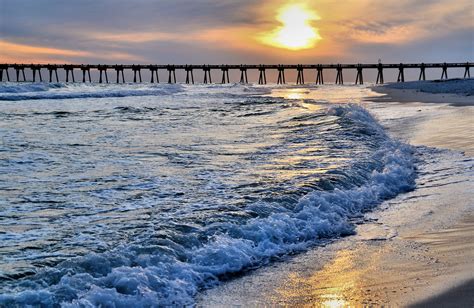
[0,83,416,306]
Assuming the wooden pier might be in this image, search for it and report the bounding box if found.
[0,62,471,84]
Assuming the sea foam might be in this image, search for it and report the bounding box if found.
[0,82,184,100]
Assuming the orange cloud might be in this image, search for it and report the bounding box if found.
[0,40,144,63]
[0,40,91,63]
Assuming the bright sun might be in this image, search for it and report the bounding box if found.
[260,4,322,50]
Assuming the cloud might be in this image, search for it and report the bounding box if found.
[0,40,144,63]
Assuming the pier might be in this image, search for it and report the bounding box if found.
[0,62,471,84]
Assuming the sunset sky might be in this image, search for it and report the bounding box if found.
[1,0,473,64]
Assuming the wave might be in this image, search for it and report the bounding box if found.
[0,83,184,101]
[0,105,416,306]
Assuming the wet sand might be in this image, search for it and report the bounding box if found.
[371,85,474,107]
[369,85,474,156]
[198,84,474,307]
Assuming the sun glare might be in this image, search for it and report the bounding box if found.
[260,4,321,50]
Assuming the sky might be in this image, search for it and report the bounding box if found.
[0,0,473,65]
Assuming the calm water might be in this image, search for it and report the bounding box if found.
[0,83,416,306]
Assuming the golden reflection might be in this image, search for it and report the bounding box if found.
[274,249,379,306]
[259,4,322,50]
[287,92,305,100]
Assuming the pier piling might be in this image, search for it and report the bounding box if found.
[14,65,26,82]
[150,66,159,83]
[185,65,194,84]
[397,63,405,82]
[132,65,142,83]
[296,65,305,85]
[31,66,42,82]
[441,62,448,80]
[419,63,426,81]
[376,63,384,84]
[258,66,267,85]
[335,65,344,85]
[221,66,230,84]
[277,65,286,84]
[48,65,59,82]
[464,62,471,78]
[98,65,109,83]
[239,66,248,84]
[316,65,324,85]
[355,64,364,85]
[81,66,92,83]
[203,66,212,84]
[115,65,126,83]
[65,65,75,83]
[167,65,176,83]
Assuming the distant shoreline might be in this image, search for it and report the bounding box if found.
[371,79,474,107]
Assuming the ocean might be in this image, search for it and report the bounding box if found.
[0,82,417,306]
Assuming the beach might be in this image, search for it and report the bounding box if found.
[198,80,474,306]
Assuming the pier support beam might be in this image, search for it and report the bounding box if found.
[185,66,194,84]
[48,66,59,82]
[376,63,384,84]
[203,66,212,84]
[296,65,305,85]
[132,65,142,83]
[464,62,471,78]
[15,65,26,82]
[335,65,344,85]
[31,66,42,82]
[81,66,91,83]
[355,64,363,85]
[98,66,109,83]
[277,66,286,84]
[65,65,75,83]
[258,66,267,85]
[167,65,176,83]
[114,65,125,83]
[0,65,4,82]
[239,66,248,84]
[221,66,230,84]
[441,62,448,80]
[316,65,324,85]
[397,63,405,82]
[419,63,426,81]
[150,66,159,83]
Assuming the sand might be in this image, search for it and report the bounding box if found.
[372,85,474,107]
[197,83,474,307]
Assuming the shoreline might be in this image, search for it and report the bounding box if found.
[370,83,474,107]
[198,83,474,306]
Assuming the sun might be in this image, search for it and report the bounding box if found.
[259,4,322,50]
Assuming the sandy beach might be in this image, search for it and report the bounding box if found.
[198,81,474,307]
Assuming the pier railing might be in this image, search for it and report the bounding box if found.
[0,62,471,85]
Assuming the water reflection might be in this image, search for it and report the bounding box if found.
[275,249,375,307]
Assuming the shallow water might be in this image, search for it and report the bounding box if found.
[0,83,416,306]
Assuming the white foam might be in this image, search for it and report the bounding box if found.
[0,83,184,100]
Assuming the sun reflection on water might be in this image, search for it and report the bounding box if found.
[274,249,376,307]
